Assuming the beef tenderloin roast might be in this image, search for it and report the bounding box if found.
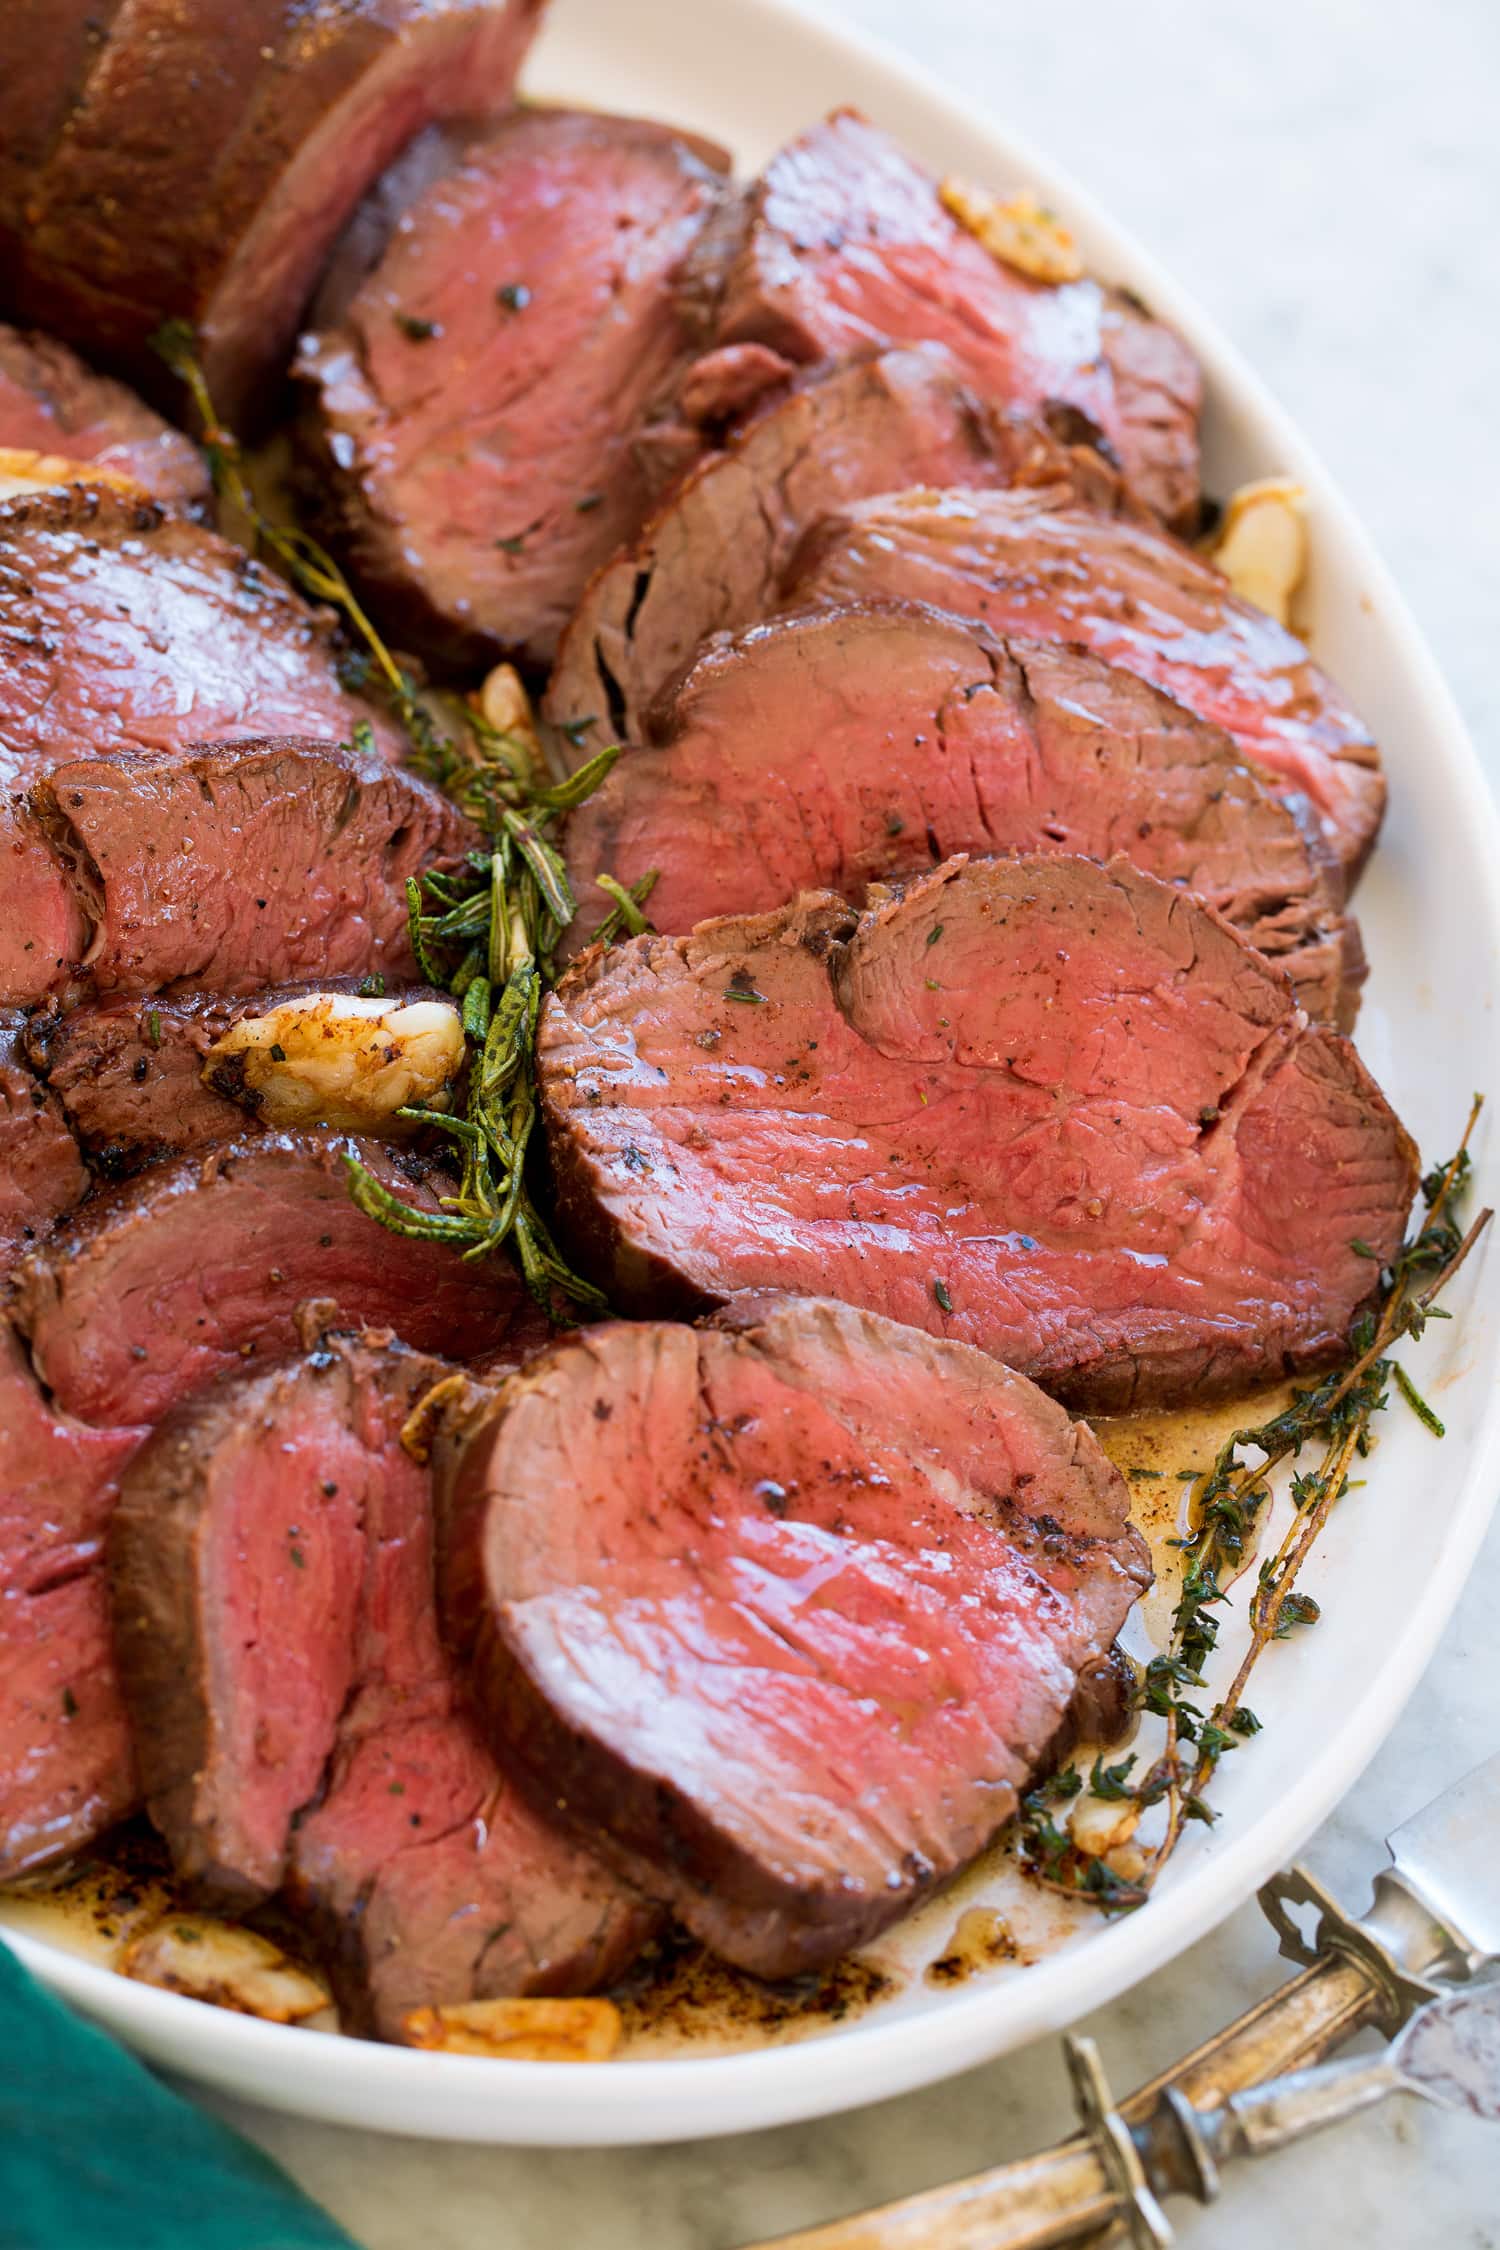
[543,343,1115,754]
[539,856,1417,1410]
[687,111,1202,529]
[110,1329,651,2037]
[436,1296,1150,1977]
[0,1134,529,1879]
[4,0,550,425]
[13,735,473,1009]
[561,601,1361,1026]
[788,484,1385,877]
[298,108,735,670]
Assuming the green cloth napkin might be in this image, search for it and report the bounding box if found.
[0,1941,359,2250]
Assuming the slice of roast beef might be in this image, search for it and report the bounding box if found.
[689,111,1201,529]
[437,1296,1150,1977]
[23,978,456,1174]
[0,1134,530,1880]
[543,344,1118,754]
[0,326,209,508]
[0,476,418,1005]
[110,1329,650,2037]
[15,736,472,1008]
[12,1132,521,1428]
[788,486,1385,877]
[0,1011,87,1271]
[562,602,1360,1025]
[0,1326,144,1879]
[297,108,734,671]
[288,1700,651,2042]
[8,0,548,426]
[539,857,1417,1410]
[0,480,401,779]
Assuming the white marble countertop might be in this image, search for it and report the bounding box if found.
[212,2,1500,2241]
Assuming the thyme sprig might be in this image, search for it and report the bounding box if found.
[1023,1099,1491,1910]
[151,321,655,1315]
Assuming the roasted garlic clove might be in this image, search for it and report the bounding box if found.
[203,989,464,1132]
[1212,476,1308,626]
[121,1915,332,2023]
[939,179,1085,285]
[1068,1790,1143,1861]
[400,1995,624,2061]
[478,660,544,774]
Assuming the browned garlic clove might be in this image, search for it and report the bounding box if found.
[1211,476,1308,626]
[1068,1791,1144,1861]
[121,1915,333,2023]
[400,1995,624,2061]
[202,990,464,1132]
[938,179,1085,285]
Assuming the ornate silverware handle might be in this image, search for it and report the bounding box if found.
[745,1861,1460,2250]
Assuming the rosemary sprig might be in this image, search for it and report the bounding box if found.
[151,322,656,1317]
[1024,1098,1491,1909]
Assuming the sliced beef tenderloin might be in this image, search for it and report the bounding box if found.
[24,979,458,1175]
[543,343,1115,755]
[789,485,1385,878]
[109,1330,650,2037]
[690,111,1201,529]
[0,1326,144,1879]
[437,1296,1150,1977]
[539,857,1417,1411]
[0,476,416,1005]
[17,736,472,1008]
[297,108,733,671]
[0,480,401,777]
[12,1132,521,1428]
[562,602,1360,1025]
[288,1681,651,2041]
[8,0,548,427]
[0,1135,530,1880]
[0,1011,87,1271]
[0,326,209,508]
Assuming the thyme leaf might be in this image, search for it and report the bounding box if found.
[150,322,646,1320]
[1017,1097,1491,1916]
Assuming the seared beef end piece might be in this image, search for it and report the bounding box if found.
[0,1011,87,1270]
[789,486,1384,877]
[12,1132,522,1426]
[0,1325,144,1879]
[108,1333,445,1903]
[24,737,474,1005]
[540,858,1417,1409]
[7,0,549,426]
[695,111,1201,527]
[299,108,733,671]
[109,1328,651,2032]
[438,1298,1150,1977]
[0,0,125,281]
[562,602,1360,1025]
[545,343,1105,754]
[24,978,455,1172]
[0,324,209,507]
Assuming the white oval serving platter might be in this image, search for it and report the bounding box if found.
[5,0,1499,2148]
